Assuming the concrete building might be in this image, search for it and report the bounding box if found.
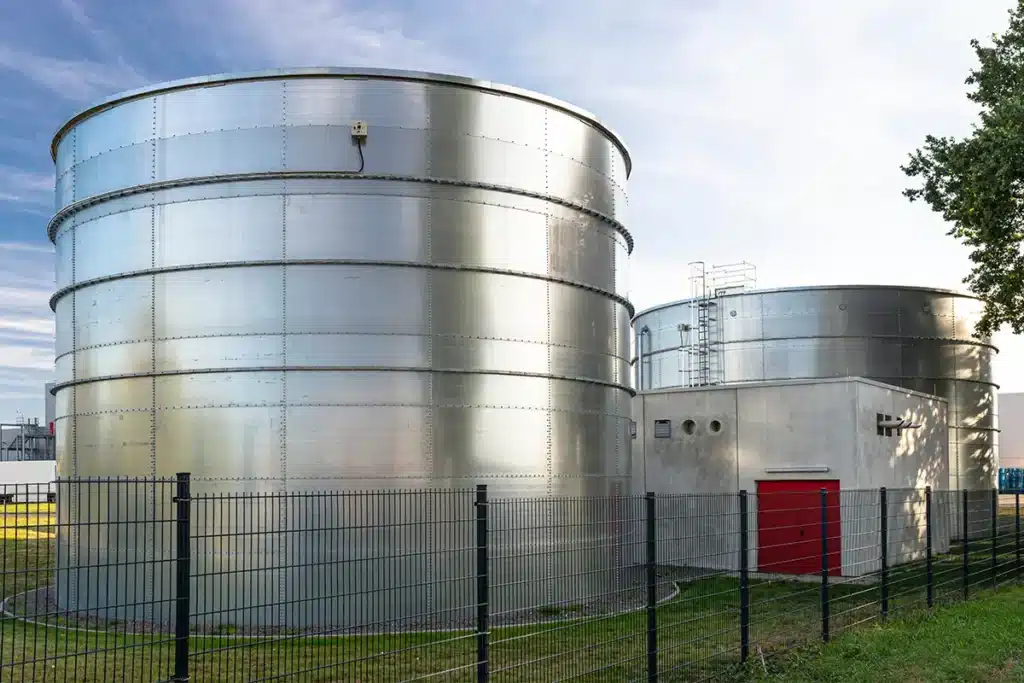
[632,377,952,577]
[997,392,1022,470]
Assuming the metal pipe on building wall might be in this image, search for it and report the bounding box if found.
[635,325,650,392]
[47,68,635,628]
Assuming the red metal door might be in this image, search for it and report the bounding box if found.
[757,480,841,576]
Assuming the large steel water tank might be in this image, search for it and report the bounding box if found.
[48,68,634,628]
[633,285,998,490]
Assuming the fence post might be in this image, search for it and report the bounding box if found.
[820,488,829,643]
[962,489,969,601]
[880,487,888,620]
[173,472,191,683]
[991,488,998,589]
[475,485,489,683]
[1016,491,1021,581]
[645,492,658,683]
[738,490,749,664]
[925,487,933,609]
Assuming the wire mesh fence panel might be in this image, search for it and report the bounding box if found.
[188,487,478,683]
[929,489,963,607]
[997,493,1024,587]
[878,488,932,619]
[487,494,647,682]
[994,491,1019,589]
[652,493,741,682]
[963,490,995,599]
[826,489,883,636]
[1,481,1023,682]
[746,485,830,665]
[0,478,179,683]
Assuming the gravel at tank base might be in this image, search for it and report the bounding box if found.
[6,566,690,637]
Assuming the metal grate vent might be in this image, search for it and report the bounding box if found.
[653,420,671,439]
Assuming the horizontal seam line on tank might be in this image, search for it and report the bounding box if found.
[48,259,634,316]
[871,375,1000,388]
[53,332,630,363]
[50,188,630,258]
[50,366,636,396]
[633,375,999,389]
[637,334,999,356]
[46,171,634,253]
[55,127,629,196]
[57,404,627,417]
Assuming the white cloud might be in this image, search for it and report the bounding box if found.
[0,242,61,419]
[0,245,53,380]
[177,0,464,73]
[0,167,53,206]
[0,242,53,254]
[0,45,145,102]
[0,344,53,373]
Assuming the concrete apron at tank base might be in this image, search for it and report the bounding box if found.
[5,567,681,637]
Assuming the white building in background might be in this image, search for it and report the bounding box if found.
[998,392,1023,469]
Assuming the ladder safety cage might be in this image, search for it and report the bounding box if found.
[682,261,757,387]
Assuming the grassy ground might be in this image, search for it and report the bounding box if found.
[0,503,55,540]
[0,506,1022,682]
[744,584,1024,682]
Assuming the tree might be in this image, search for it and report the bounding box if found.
[903,2,1024,338]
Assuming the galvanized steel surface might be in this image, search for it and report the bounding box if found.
[633,286,998,490]
[49,69,634,626]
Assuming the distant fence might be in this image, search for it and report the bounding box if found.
[1000,467,1024,492]
[0,478,1021,682]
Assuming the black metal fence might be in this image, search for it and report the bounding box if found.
[0,477,1020,682]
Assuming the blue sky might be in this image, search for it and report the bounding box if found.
[0,0,1021,421]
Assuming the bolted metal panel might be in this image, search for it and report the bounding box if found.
[633,285,998,491]
[49,68,633,628]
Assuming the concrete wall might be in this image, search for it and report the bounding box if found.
[632,378,950,576]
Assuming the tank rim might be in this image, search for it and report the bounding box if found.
[632,284,986,322]
[48,66,632,176]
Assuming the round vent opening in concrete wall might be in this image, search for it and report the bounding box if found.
[682,419,696,435]
[709,419,722,433]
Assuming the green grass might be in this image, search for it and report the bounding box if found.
[0,529,1022,682]
[744,584,1024,682]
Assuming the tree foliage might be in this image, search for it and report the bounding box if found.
[903,2,1024,338]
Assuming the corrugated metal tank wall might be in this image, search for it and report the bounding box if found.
[48,68,635,627]
[632,286,998,491]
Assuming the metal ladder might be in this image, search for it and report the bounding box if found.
[684,261,757,387]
